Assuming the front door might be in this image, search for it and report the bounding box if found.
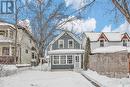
[74,55,80,69]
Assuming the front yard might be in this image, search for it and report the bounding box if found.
[0,70,95,87]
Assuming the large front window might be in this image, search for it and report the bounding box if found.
[53,55,73,65]
[58,40,64,48]
[2,47,9,55]
[100,40,104,47]
[123,39,127,46]
[68,39,74,48]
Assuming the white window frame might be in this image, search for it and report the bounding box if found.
[99,39,105,47]
[60,55,66,64]
[52,55,73,65]
[53,55,60,65]
[67,55,73,64]
[68,39,74,48]
[122,39,128,46]
[58,40,64,49]
[75,55,79,62]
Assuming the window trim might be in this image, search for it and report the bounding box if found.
[99,39,105,47]
[122,39,128,46]
[58,39,64,49]
[68,39,74,48]
[52,55,73,65]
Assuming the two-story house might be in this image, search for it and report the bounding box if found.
[82,32,130,50]
[0,21,38,65]
[47,31,84,69]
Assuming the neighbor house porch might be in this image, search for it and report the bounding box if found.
[0,40,15,64]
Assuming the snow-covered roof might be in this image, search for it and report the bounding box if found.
[84,32,100,41]
[48,49,84,55]
[0,36,13,43]
[92,46,130,53]
[0,21,15,28]
[84,32,126,41]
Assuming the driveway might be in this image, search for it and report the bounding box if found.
[0,70,95,87]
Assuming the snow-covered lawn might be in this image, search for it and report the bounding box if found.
[0,70,95,87]
[82,69,130,87]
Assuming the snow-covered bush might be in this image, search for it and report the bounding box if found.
[0,65,17,77]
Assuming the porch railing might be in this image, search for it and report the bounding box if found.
[0,56,15,64]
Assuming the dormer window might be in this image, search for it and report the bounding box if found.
[123,39,127,46]
[68,39,74,48]
[100,40,104,47]
[58,40,64,48]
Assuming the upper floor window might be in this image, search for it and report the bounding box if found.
[68,39,74,48]
[58,40,64,48]
[100,40,104,47]
[123,39,127,46]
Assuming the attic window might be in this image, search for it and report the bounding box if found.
[100,40,104,47]
[58,40,64,49]
[123,39,127,46]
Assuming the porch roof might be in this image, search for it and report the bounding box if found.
[48,49,85,55]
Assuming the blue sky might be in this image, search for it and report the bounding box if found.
[0,0,129,33]
[60,0,130,33]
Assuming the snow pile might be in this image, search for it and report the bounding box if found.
[32,63,50,71]
[81,69,130,87]
[0,65,18,77]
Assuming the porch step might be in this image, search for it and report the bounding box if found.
[51,69,73,72]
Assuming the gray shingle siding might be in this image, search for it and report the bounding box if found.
[52,33,80,50]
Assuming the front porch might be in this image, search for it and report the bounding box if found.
[48,49,84,69]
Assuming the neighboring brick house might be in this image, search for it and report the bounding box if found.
[0,21,38,64]
[47,31,84,69]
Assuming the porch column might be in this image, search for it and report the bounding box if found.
[9,44,12,56]
[8,29,10,38]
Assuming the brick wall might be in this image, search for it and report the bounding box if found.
[89,51,129,78]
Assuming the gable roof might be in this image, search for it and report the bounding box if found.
[98,32,109,41]
[85,32,127,41]
[49,31,82,46]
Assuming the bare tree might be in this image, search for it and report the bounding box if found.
[112,0,130,24]
[26,0,95,59]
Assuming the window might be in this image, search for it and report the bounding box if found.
[10,30,13,39]
[58,40,64,48]
[67,55,73,64]
[123,39,127,46]
[53,55,59,64]
[75,55,79,62]
[60,55,66,64]
[68,39,74,48]
[25,49,28,54]
[2,47,9,55]
[100,40,104,47]
[32,53,35,59]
